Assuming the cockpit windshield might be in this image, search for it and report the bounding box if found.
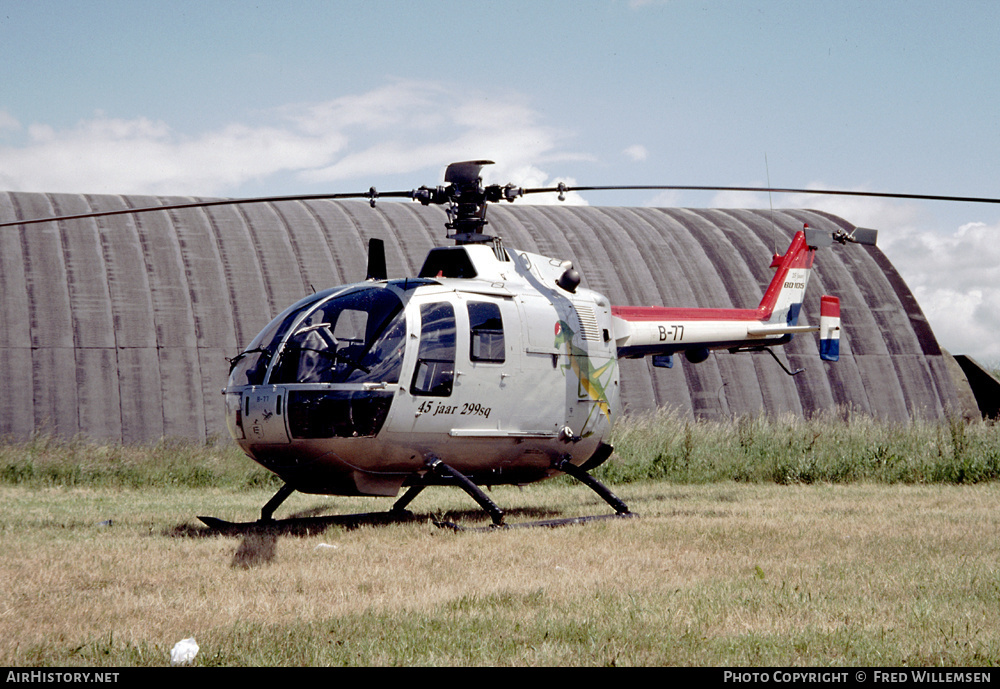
[228,286,406,387]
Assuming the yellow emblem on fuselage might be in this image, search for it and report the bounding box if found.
[554,320,615,424]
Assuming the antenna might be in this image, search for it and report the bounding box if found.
[765,153,777,254]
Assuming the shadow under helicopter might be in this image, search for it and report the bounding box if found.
[166,500,633,543]
[166,504,636,568]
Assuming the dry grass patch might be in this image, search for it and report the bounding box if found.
[2,480,999,665]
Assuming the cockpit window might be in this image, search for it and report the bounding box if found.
[271,287,406,385]
[228,291,328,386]
[225,287,406,387]
[410,302,456,396]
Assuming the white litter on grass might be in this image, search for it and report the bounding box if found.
[170,637,199,666]
[314,543,339,551]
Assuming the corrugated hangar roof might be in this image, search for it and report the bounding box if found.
[0,191,972,443]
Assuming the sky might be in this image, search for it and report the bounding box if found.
[2,0,999,362]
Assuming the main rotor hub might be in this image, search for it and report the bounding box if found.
[410,160,523,244]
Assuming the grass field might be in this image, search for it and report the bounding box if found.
[2,412,999,667]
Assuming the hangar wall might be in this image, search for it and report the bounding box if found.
[0,191,968,443]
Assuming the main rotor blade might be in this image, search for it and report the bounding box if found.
[522,184,1000,206]
[0,189,414,228]
[4,182,999,229]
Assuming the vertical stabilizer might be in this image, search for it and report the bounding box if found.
[756,229,816,325]
[819,295,841,361]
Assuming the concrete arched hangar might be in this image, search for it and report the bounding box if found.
[0,191,978,443]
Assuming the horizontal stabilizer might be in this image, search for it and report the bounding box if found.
[746,323,819,336]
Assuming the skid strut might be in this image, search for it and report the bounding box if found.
[260,483,296,522]
[412,457,506,527]
[431,455,634,531]
[554,457,631,515]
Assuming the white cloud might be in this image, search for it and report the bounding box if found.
[641,189,685,207]
[623,145,648,162]
[626,0,670,8]
[0,110,21,133]
[878,219,1000,363]
[0,112,345,196]
[0,81,582,200]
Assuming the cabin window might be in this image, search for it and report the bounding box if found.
[468,301,505,363]
[411,302,456,396]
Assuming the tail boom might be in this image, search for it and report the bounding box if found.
[611,229,835,363]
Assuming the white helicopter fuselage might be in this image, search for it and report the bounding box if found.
[224,242,621,497]
[223,227,837,501]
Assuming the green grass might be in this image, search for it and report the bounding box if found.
[0,433,280,490]
[3,413,1000,666]
[5,411,1000,490]
[600,410,1000,486]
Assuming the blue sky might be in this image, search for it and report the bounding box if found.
[2,0,999,362]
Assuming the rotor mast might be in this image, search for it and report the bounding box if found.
[410,160,524,244]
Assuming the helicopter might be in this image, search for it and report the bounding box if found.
[5,160,995,531]
[208,161,875,530]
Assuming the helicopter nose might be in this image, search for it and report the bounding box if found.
[224,389,246,441]
[283,389,395,440]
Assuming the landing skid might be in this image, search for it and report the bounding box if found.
[197,454,634,533]
[435,512,636,532]
[196,510,418,535]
